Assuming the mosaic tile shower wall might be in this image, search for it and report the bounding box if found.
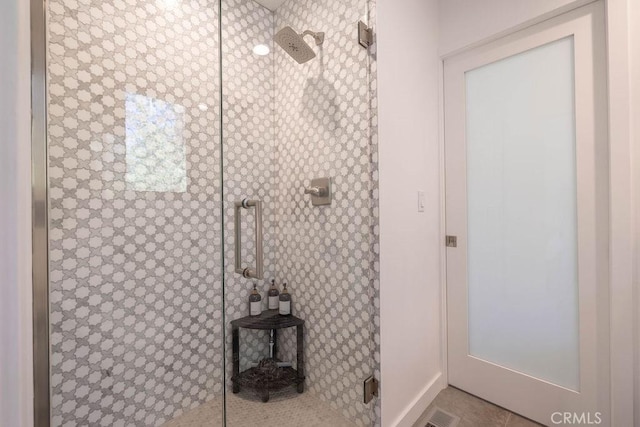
[47,0,379,424]
[220,0,278,374]
[271,0,378,425]
[47,0,225,424]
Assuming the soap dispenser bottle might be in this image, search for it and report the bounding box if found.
[279,282,291,316]
[267,279,279,310]
[249,283,262,316]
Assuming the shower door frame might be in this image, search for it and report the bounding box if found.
[30,0,50,423]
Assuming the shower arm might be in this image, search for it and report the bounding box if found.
[301,30,325,46]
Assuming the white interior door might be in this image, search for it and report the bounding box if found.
[444,2,610,425]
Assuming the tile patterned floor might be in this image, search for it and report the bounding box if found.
[162,388,358,427]
[415,387,544,427]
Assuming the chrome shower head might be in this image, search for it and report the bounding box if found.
[273,26,325,64]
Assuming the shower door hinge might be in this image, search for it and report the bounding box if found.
[358,21,374,48]
[363,375,379,404]
[446,235,457,247]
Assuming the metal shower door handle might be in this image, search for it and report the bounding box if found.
[234,199,264,280]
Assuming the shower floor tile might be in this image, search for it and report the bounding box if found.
[162,388,357,427]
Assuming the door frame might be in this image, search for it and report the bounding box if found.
[445,2,608,422]
[437,0,635,425]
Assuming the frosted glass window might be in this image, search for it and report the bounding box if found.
[125,93,187,192]
[466,37,579,390]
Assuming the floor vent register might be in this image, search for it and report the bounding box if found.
[425,407,460,427]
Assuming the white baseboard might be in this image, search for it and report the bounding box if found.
[391,372,446,427]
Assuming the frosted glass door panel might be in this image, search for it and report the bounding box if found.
[465,37,579,391]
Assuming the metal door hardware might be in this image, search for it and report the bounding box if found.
[234,199,264,279]
[446,235,457,247]
[358,21,373,48]
[363,376,379,404]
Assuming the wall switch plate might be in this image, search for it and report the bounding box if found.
[418,191,425,212]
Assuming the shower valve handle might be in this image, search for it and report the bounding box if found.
[304,186,327,197]
[304,177,332,206]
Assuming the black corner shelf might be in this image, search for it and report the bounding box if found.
[231,310,305,402]
[230,309,304,330]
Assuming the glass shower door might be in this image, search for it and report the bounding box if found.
[220,0,378,425]
[43,0,378,424]
[46,0,225,425]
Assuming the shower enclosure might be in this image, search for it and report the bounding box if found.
[35,0,379,425]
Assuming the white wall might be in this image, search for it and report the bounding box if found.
[632,0,640,421]
[376,3,611,425]
[438,0,588,55]
[0,0,33,425]
[377,0,444,426]
[605,0,637,425]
